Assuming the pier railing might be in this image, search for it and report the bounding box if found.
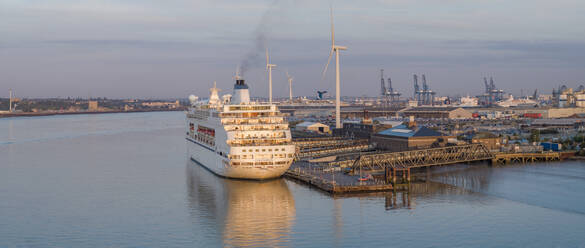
[333,144,495,173]
[492,152,561,164]
[294,139,372,159]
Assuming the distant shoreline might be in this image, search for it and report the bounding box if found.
[0,109,185,118]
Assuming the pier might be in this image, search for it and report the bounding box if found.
[285,163,395,194]
[335,144,494,173]
[294,138,372,159]
[492,152,561,164]
[285,137,572,194]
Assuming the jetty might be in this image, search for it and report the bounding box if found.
[284,137,573,195]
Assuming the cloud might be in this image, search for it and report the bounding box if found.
[1,0,584,98]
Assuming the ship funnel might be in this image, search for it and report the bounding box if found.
[232,78,250,104]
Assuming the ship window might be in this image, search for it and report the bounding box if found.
[256,149,259,152]
[242,149,246,152]
[268,149,272,152]
[262,149,266,152]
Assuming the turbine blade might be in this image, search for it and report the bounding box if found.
[330,7,335,47]
[322,48,334,80]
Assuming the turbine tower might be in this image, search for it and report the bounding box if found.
[286,70,293,103]
[266,48,277,104]
[9,89,13,112]
[322,7,347,129]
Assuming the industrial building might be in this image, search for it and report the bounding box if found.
[401,107,472,119]
[372,122,453,152]
[529,118,585,131]
[552,85,585,108]
[88,101,99,111]
[295,121,330,133]
[469,132,501,151]
[339,120,398,139]
[511,107,585,119]
[340,106,403,119]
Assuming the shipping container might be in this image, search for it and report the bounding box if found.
[524,113,542,118]
[541,142,562,151]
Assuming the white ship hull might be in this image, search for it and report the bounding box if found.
[186,78,295,180]
[187,138,291,180]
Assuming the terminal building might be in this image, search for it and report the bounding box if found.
[372,121,454,152]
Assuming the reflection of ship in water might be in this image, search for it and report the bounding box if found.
[186,162,296,247]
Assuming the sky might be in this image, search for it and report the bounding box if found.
[1,0,584,99]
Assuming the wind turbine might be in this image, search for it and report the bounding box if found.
[266,48,277,104]
[322,7,347,129]
[9,89,13,113]
[286,70,293,103]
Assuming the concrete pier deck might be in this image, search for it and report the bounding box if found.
[284,162,395,194]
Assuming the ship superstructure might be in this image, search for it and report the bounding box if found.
[186,78,295,180]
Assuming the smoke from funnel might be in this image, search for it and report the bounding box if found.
[239,32,267,77]
[239,0,285,76]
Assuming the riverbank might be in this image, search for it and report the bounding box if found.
[0,108,185,118]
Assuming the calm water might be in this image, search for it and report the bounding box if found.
[2,112,585,247]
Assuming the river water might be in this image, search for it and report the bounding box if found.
[1,112,585,247]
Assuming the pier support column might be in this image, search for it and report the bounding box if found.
[426,167,430,181]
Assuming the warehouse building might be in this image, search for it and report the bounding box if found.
[339,120,400,139]
[372,122,453,152]
[469,132,501,151]
[400,107,472,119]
[295,121,330,134]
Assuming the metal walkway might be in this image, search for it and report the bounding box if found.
[294,138,372,159]
[492,152,560,164]
[320,144,495,173]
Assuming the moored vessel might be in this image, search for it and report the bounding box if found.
[186,77,295,180]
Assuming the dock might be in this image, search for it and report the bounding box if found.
[492,151,574,164]
[284,163,395,194]
[293,138,372,159]
[492,152,560,164]
[284,137,573,195]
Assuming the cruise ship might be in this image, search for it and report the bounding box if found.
[186,77,295,180]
